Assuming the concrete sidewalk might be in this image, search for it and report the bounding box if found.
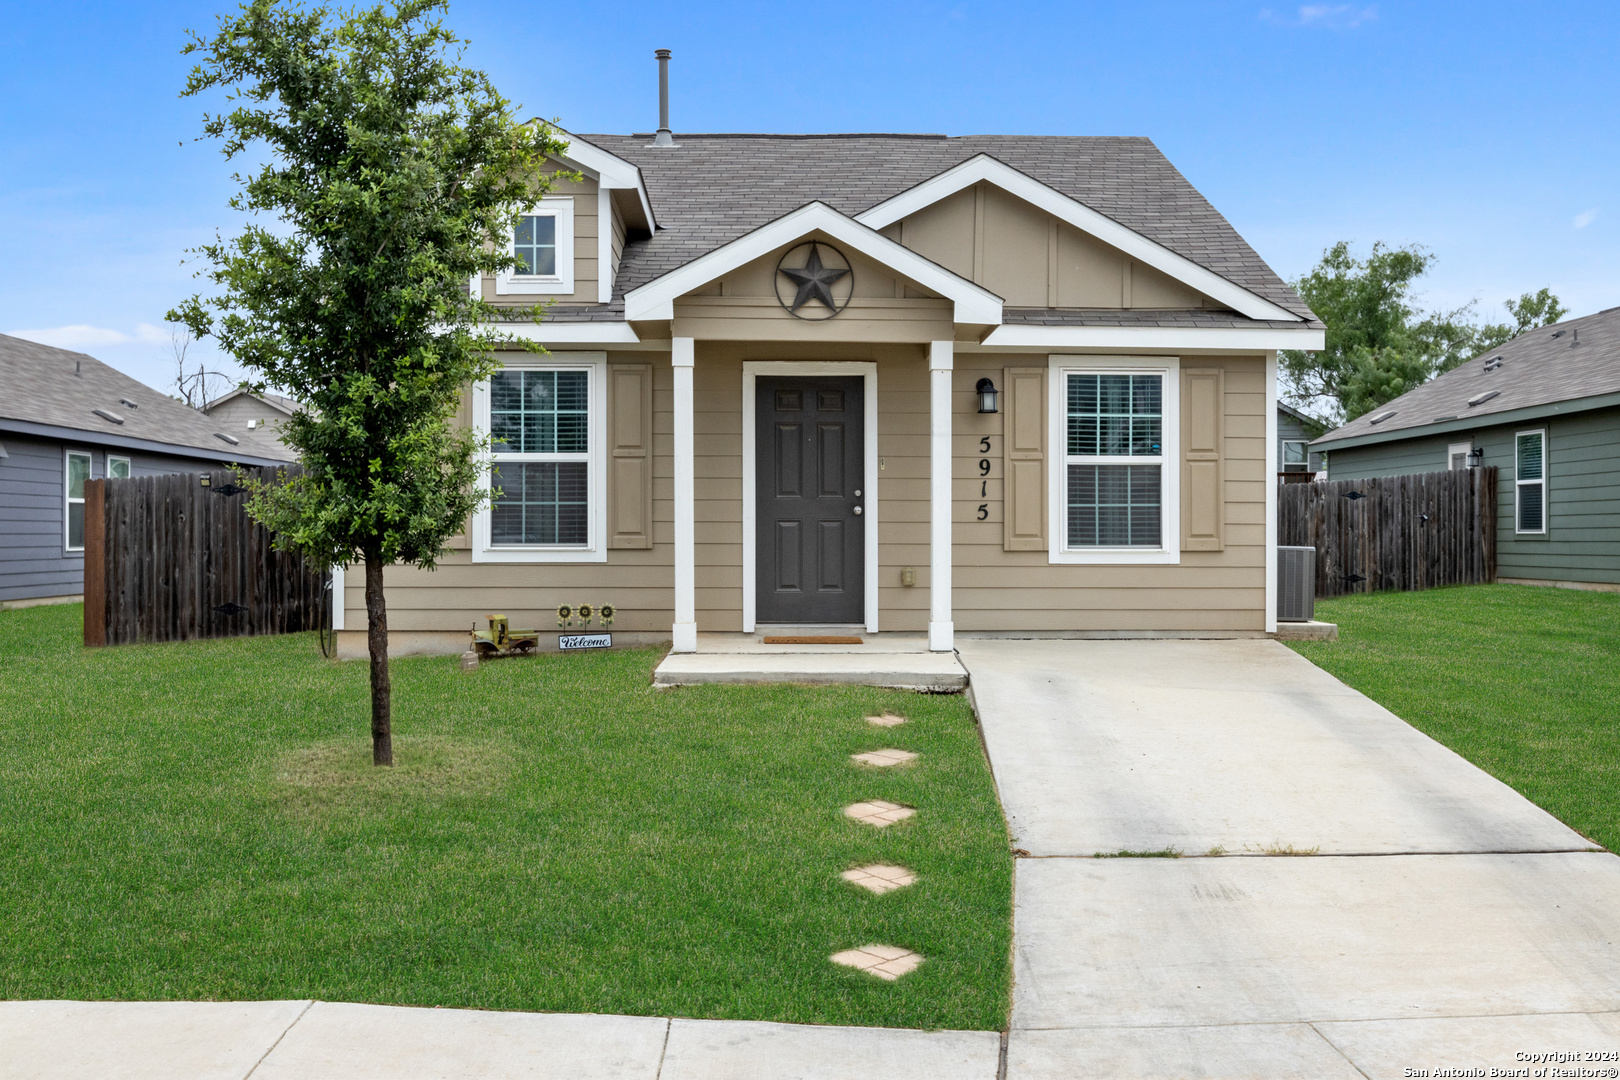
[0,1000,1001,1080]
[956,637,1620,1080]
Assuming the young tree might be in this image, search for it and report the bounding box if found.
[170,0,568,764]
[1281,241,1566,422]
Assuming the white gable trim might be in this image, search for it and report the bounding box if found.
[855,154,1302,324]
[623,202,1004,325]
[556,132,655,232]
[981,324,1324,352]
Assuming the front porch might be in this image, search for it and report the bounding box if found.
[653,628,969,690]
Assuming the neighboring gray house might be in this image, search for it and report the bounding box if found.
[0,334,293,607]
[202,387,303,452]
[1312,305,1620,588]
[1277,401,1326,475]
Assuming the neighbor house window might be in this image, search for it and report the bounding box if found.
[494,197,574,296]
[1515,429,1546,534]
[65,451,91,551]
[1281,440,1309,472]
[472,353,606,563]
[1048,358,1179,564]
[108,456,131,480]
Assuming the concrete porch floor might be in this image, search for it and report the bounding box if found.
[652,630,968,690]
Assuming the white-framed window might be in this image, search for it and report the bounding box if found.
[1448,441,1473,470]
[1515,429,1546,535]
[470,351,606,562]
[1281,439,1309,471]
[495,197,575,296]
[1047,355,1180,564]
[108,456,131,480]
[65,450,91,551]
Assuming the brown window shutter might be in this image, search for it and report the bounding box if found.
[1181,366,1225,551]
[1002,366,1047,551]
[608,363,653,549]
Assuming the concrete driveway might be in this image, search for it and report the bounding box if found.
[958,638,1620,1079]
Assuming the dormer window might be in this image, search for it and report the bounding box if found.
[496,197,574,296]
[514,215,556,276]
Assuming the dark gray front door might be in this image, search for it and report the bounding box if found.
[756,376,864,624]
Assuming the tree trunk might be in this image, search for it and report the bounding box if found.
[364,553,393,766]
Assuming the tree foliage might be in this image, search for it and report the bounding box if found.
[1280,242,1567,423]
[170,0,569,764]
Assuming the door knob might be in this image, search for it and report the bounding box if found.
[853,506,863,515]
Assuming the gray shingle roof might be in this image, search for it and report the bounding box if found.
[0,334,293,462]
[1002,308,1308,329]
[574,133,1314,321]
[1313,305,1620,447]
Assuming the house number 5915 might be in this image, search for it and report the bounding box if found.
[978,436,993,520]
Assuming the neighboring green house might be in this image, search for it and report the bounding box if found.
[1312,305,1620,589]
[1277,402,1326,475]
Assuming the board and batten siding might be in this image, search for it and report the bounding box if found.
[1323,404,1620,585]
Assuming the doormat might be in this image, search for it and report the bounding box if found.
[762,635,864,645]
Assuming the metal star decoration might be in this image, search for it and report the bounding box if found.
[778,242,850,314]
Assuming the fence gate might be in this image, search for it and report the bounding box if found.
[83,467,326,647]
[1278,468,1497,598]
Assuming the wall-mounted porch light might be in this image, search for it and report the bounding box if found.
[976,377,999,414]
[1465,448,1484,468]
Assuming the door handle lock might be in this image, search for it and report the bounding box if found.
[853,506,863,516]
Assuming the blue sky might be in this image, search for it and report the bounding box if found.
[2,1,1615,393]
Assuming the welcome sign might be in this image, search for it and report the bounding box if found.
[559,633,612,650]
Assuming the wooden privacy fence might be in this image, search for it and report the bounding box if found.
[83,467,327,647]
[1278,468,1498,598]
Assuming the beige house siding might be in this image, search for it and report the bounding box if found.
[347,348,1267,637]
[477,168,601,307]
[344,350,676,634]
[893,182,1213,311]
[949,352,1267,632]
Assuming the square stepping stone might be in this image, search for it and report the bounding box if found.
[851,748,918,768]
[865,713,907,727]
[830,944,924,981]
[842,864,917,894]
[843,800,916,827]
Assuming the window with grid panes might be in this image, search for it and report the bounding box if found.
[1064,373,1165,547]
[488,369,590,546]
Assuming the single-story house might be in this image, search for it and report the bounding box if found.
[203,388,303,453]
[1277,402,1326,477]
[1312,305,1620,589]
[336,115,1326,655]
[0,334,293,607]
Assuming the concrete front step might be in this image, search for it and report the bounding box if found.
[653,650,968,690]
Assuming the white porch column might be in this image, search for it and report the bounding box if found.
[928,340,954,652]
[672,337,698,653]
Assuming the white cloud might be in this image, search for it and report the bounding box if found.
[1574,209,1599,229]
[7,322,177,350]
[1263,4,1378,28]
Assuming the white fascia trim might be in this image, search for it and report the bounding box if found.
[557,133,656,231]
[469,351,609,563]
[1265,351,1279,633]
[981,324,1324,352]
[623,201,1003,325]
[741,361,880,635]
[496,322,641,345]
[857,155,1302,324]
[1047,354,1182,566]
[598,187,612,305]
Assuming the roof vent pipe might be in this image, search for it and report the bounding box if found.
[652,49,675,147]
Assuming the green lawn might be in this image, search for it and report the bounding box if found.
[1288,583,1620,852]
[0,604,1011,1030]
